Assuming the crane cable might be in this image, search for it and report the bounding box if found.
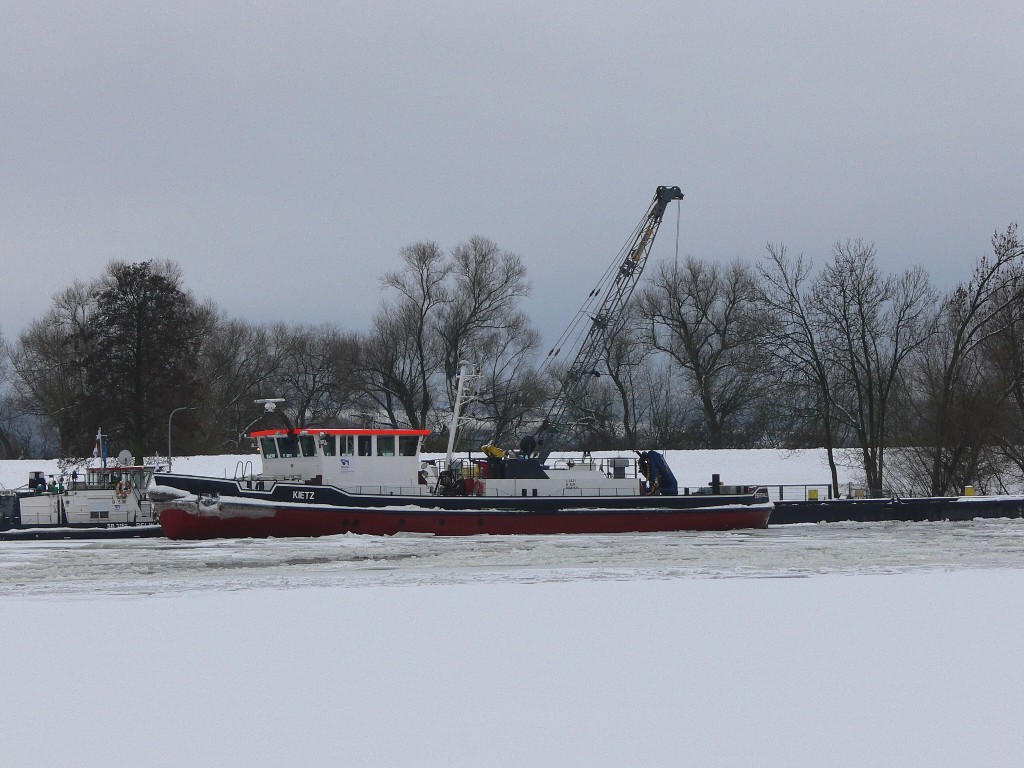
[675,197,681,268]
[539,213,647,377]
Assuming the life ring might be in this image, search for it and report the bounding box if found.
[116,479,132,498]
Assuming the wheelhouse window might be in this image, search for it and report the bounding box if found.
[86,468,120,489]
[277,436,299,458]
[377,435,395,456]
[340,435,354,456]
[127,469,150,491]
[399,435,419,456]
[357,435,373,456]
[320,434,336,456]
[261,438,278,459]
[299,435,317,457]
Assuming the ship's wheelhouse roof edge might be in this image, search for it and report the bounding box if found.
[251,428,431,438]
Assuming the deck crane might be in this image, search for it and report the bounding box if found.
[528,185,684,452]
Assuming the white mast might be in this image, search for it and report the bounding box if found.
[445,362,479,466]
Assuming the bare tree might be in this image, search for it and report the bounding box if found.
[356,302,437,430]
[639,257,767,448]
[437,236,531,406]
[539,304,654,450]
[643,362,697,448]
[360,237,541,441]
[7,281,99,454]
[814,241,936,493]
[597,306,658,449]
[901,225,1024,494]
[0,332,34,458]
[268,323,361,428]
[757,245,844,494]
[468,318,546,447]
[366,242,450,429]
[192,317,285,451]
[987,289,1024,487]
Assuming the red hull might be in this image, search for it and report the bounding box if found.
[159,502,771,539]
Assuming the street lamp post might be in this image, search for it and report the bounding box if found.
[167,406,196,472]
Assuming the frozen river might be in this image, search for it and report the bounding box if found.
[6,518,1024,766]
[4,517,1024,597]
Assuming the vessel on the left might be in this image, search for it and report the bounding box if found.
[1,460,162,539]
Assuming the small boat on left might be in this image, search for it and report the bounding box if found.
[1,461,163,540]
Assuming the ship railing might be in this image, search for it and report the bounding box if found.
[341,484,643,498]
[437,455,643,481]
[554,486,638,497]
[545,456,641,479]
[344,485,435,497]
[234,460,256,482]
[761,484,901,501]
[764,484,836,501]
[444,485,642,498]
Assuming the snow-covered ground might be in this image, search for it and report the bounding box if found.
[4,451,1023,766]
[4,520,1024,766]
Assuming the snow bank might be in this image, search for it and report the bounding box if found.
[659,447,857,487]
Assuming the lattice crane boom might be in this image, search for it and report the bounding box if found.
[534,185,684,449]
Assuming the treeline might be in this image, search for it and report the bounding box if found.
[1,226,1023,496]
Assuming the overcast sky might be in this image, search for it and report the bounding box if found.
[3,2,1022,348]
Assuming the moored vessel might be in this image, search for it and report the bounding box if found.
[152,185,772,538]
[2,459,160,537]
[152,427,770,539]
